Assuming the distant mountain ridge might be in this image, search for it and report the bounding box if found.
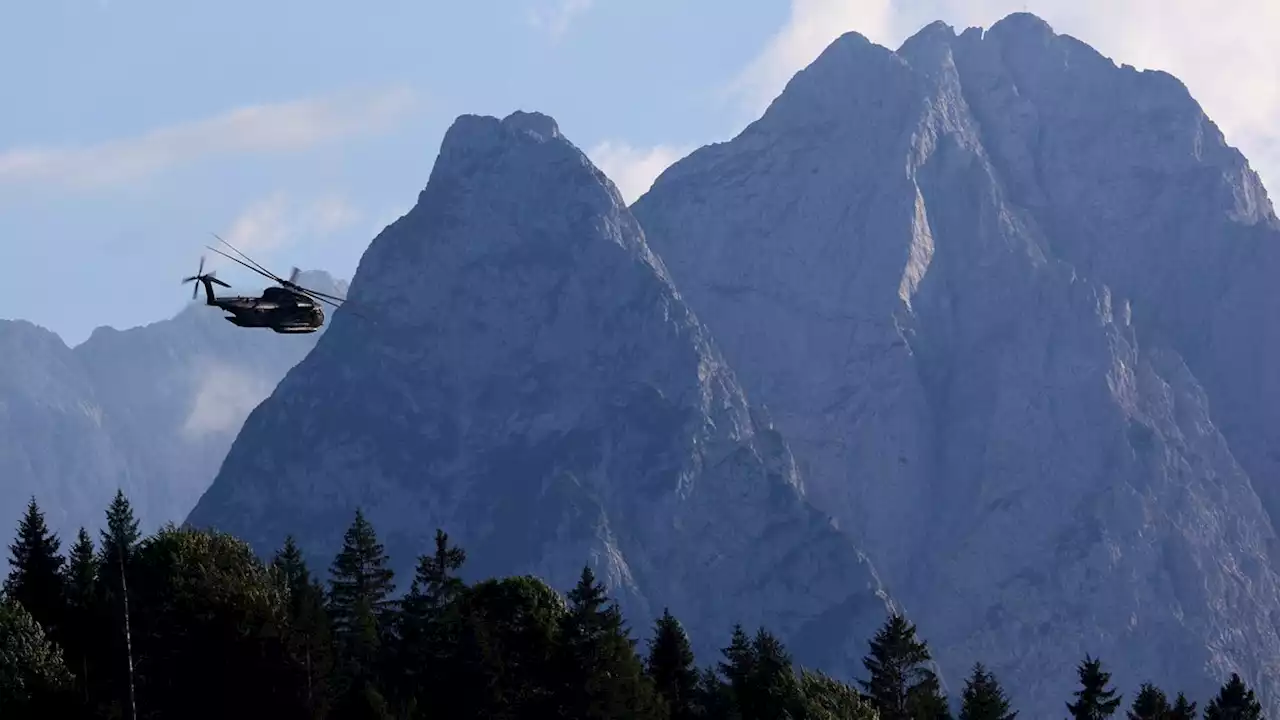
[0,269,345,558]
[633,12,1280,715]
[186,111,895,672]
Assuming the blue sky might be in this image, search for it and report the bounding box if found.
[3,0,1275,344]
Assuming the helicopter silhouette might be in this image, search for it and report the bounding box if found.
[182,235,351,334]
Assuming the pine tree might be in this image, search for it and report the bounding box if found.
[98,489,141,588]
[1126,682,1170,720]
[393,528,467,714]
[1204,673,1262,720]
[1065,655,1122,719]
[272,535,333,717]
[4,496,66,634]
[327,509,396,688]
[959,662,1016,720]
[645,608,700,720]
[1168,693,1197,720]
[740,628,806,720]
[859,612,949,720]
[552,565,660,719]
[61,528,97,706]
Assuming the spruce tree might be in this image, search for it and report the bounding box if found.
[1126,682,1170,720]
[4,496,65,634]
[61,528,97,705]
[394,528,467,713]
[1065,655,1122,719]
[740,628,806,720]
[552,565,660,719]
[959,662,1016,720]
[1168,692,1197,720]
[272,535,333,717]
[327,509,396,690]
[98,489,141,589]
[859,612,949,720]
[1204,673,1262,720]
[645,608,700,720]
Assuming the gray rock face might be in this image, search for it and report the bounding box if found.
[0,270,343,554]
[632,13,1280,714]
[185,111,893,669]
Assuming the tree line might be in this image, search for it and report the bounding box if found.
[0,491,1267,719]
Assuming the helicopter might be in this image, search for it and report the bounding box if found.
[181,235,350,334]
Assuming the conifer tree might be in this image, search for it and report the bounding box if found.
[1168,692,1197,720]
[959,662,1016,720]
[645,608,700,720]
[1204,673,1262,720]
[98,489,141,592]
[394,528,467,713]
[552,565,660,719]
[61,528,97,705]
[1126,682,1170,720]
[1065,655,1122,719]
[327,509,396,689]
[859,612,950,720]
[4,496,65,634]
[738,628,806,720]
[272,535,333,717]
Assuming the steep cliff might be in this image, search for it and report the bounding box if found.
[632,13,1280,714]
[186,111,892,669]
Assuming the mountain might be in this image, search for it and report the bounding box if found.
[185,111,893,669]
[0,269,345,556]
[632,12,1280,714]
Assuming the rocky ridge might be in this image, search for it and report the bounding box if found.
[632,12,1280,714]
[186,111,894,670]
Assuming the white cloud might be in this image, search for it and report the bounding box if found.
[206,193,363,272]
[0,86,418,190]
[729,0,1280,189]
[181,361,275,440]
[527,0,594,40]
[726,0,897,116]
[588,141,695,204]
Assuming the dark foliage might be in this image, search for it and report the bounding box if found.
[0,492,1265,719]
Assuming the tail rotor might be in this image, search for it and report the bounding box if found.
[182,256,230,299]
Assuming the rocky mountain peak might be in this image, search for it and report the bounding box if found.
[633,13,1280,715]
[187,109,893,673]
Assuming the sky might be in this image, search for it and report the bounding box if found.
[2,0,1276,344]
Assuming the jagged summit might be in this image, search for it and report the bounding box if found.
[634,14,1280,716]
[187,108,892,672]
[347,109,651,320]
[987,11,1055,36]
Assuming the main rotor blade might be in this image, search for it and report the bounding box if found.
[293,284,348,303]
[206,245,280,285]
[210,233,285,284]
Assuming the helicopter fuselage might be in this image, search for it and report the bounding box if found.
[200,280,324,333]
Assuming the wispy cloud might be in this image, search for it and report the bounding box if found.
[727,0,1280,189]
[0,86,418,190]
[588,141,695,205]
[209,193,363,268]
[181,360,276,440]
[527,0,594,40]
